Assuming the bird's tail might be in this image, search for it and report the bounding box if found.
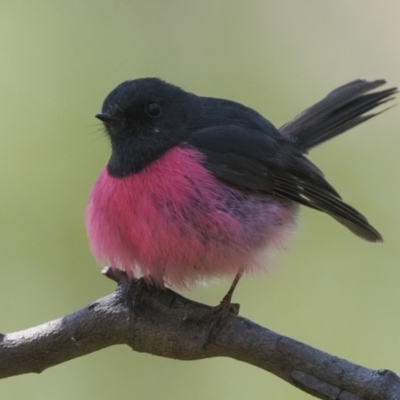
[279,80,397,150]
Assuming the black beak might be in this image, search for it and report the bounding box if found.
[95,113,119,123]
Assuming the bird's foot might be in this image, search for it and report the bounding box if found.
[185,271,243,348]
[123,277,147,316]
[202,295,240,347]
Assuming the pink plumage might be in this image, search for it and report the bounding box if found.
[86,146,296,289]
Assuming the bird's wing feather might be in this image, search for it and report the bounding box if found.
[188,126,382,242]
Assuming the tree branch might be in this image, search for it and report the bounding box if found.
[1,267,399,399]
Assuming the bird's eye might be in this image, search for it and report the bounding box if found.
[145,102,162,117]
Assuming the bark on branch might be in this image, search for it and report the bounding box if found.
[0,267,399,400]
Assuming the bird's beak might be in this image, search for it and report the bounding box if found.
[95,113,119,123]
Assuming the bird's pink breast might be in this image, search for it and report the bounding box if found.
[86,147,295,289]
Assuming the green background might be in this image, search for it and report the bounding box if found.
[1,1,399,399]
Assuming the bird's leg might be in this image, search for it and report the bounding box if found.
[203,269,243,345]
[216,270,243,315]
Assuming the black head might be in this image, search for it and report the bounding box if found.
[96,78,198,177]
[95,78,275,178]
[96,78,199,139]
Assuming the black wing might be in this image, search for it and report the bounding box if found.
[188,125,382,242]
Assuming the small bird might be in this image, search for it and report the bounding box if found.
[86,78,396,303]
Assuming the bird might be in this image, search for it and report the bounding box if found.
[86,78,396,307]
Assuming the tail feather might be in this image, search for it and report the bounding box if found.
[279,80,397,150]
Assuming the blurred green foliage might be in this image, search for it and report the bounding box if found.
[0,1,399,399]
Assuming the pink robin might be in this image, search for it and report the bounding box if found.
[86,78,396,313]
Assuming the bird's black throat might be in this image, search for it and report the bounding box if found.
[107,131,183,178]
